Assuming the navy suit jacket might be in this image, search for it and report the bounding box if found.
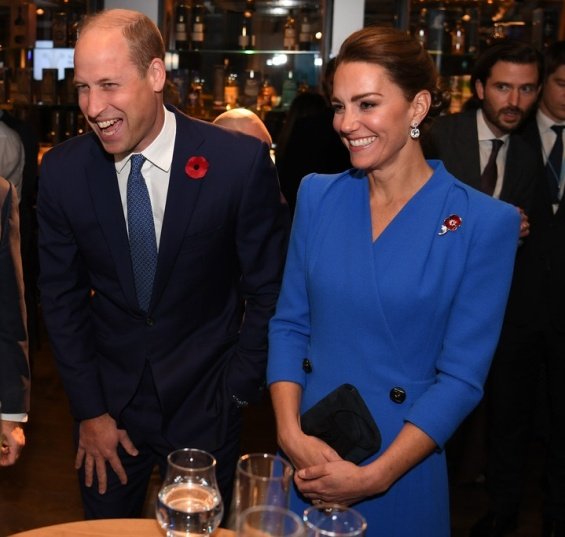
[423,109,538,210]
[38,107,289,450]
[508,116,565,329]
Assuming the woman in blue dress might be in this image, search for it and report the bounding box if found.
[267,26,522,536]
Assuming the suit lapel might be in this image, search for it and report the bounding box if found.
[85,142,139,308]
[151,112,205,310]
[457,113,482,187]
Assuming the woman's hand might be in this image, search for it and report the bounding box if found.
[279,429,341,471]
[294,459,379,506]
[293,422,438,507]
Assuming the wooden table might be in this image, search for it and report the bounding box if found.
[8,519,235,537]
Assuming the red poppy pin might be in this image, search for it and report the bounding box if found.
[185,156,209,180]
[438,214,462,236]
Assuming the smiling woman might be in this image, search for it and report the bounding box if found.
[267,25,521,537]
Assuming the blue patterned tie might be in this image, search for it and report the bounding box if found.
[127,154,157,311]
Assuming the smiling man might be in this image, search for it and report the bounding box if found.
[37,9,289,521]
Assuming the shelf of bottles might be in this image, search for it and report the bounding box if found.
[165,0,325,121]
[408,0,562,113]
[0,0,92,144]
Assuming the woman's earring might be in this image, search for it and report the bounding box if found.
[410,123,420,139]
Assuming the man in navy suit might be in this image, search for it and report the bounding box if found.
[423,39,542,214]
[37,9,289,520]
[478,41,565,537]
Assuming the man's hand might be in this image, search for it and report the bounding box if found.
[75,413,139,494]
[0,420,25,466]
[517,207,530,239]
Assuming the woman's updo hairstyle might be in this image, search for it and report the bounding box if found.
[334,26,447,117]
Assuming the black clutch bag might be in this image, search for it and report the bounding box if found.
[300,383,381,464]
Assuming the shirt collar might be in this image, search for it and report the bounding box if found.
[537,108,565,134]
[476,108,510,144]
[115,107,176,173]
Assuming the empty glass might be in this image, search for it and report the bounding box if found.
[303,504,367,537]
[155,448,224,536]
[237,505,306,537]
[234,453,294,528]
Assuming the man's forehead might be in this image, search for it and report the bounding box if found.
[488,61,539,83]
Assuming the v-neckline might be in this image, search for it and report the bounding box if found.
[367,172,436,245]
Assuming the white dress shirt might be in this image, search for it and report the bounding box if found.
[537,108,565,211]
[115,107,176,248]
[476,108,510,200]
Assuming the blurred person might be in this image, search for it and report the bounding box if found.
[0,121,25,202]
[37,9,289,520]
[213,108,273,146]
[0,176,30,467]
[275,89,350,216]
[471,41,565,537]
[1,104,41,356]
[267,26,520,537]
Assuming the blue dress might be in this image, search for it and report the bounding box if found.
[267,161,520,536]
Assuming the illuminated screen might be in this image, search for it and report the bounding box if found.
[33,48,74,80]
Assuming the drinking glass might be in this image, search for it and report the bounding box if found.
[303,504,367,537]
[234,453,294,528]
[237,505,306,537]
[155,448,224,536]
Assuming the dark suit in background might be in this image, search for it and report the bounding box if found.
[489,110,565,533]
[423,109,538,209]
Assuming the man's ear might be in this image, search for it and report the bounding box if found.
[149,58,167,93]
[475,78,485,101]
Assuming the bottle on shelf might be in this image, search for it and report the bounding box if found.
[213,60,227,110]
[35,7,53,43]
[283,11,297,51]
[426,5,446,56]
[413,8,428,49]
[67,12,81,48]
[191,2,205,50]
[12,5,26,46]
[257,78,276,117]
[174,1,190,51]
[239,0,255,50]
[52,11,68,47]
[224,68,239,110]
[281,70,298,110]
[238,12,255,50]
[298,11,313,51]
[186,71,204,116]
[450,17,465,55]
[241,69,260,108]
[462,8,479,55]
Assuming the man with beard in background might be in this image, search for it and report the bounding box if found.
[423,39,544,537]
